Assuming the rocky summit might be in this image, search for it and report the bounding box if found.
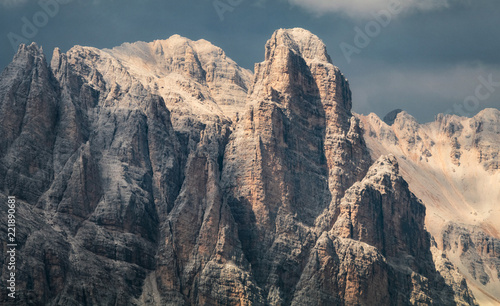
[0,28,496,305]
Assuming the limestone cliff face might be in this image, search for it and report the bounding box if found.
[0,29,480,305]
[294,155,476,306]
[222,28,372,304]
[0,43,59,204]
[332,155,428,261]
[1,41,184,305]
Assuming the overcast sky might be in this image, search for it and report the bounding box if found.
[1,0,499,122]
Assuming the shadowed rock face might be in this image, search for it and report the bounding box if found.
[383,109,403,126]
[0,29,479,305]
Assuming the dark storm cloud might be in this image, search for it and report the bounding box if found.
[0,0,498,122]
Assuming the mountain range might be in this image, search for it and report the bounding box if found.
[0,28,498,305]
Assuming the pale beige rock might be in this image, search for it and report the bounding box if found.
[360,109,500,304]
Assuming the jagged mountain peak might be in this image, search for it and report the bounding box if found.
[1,43,48,85]
[15,42,43,57]
[107,34,228,63]
[473,107,500,123]
[394,109,418,123]
[367,154,399,176]
[390,110,422,135]
[266,28,332,64]
[49,34,253,125]
[436,107,500,121]
[250,27,353,119]
[104,35,252,120]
